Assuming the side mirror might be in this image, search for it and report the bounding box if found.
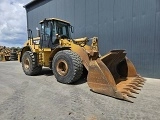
[70,26,74,33]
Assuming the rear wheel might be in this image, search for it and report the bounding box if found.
[22,51,42,75]
[52,50,83,84]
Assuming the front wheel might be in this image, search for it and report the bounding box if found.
[52,50,83,84]
[22,51,42,75]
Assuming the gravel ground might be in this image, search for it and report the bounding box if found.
[0,61,160,120]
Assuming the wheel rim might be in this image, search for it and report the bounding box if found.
[24,58,30,69]
[56,59,68,76]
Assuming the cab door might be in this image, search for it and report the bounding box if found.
[40,21,51,48]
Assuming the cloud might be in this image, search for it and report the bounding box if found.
[0,0,31,47]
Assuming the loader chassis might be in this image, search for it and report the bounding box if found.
[20,18,145,102]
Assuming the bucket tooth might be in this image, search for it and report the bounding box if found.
[140,82,144,85]
[127,84,141,90]
[132,78,144,83]
[135,77,146,82]
[137,84,143,87]
[121,90,136,98]
[131,81,144,85]
[137,74,145,79]
[124,87,139,94]
[122,94,133,103]
[130,81,140,86]
[133,82,143,87]
[129,82,143,87]
[131,79,143,83]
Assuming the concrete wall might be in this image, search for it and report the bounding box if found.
[25,0,160,78]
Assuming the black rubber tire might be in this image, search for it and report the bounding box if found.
[10,52,17,56]
[52,50,83,84]
[10,56,18,60]
[10,59,17,61]
[22,51,42,76]
[10,52,18,60]
[10,55,17,57]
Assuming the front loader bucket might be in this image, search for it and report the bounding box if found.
[87,50,145,102]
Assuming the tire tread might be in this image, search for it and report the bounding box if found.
[22,51,42,76]
[53,50,83,83]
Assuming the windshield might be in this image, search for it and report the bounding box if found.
[56,21,71,39]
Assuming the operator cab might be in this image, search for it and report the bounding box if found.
[39,18,73,49]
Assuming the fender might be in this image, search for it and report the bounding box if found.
[19,46,33,62]
[48,46,70,69]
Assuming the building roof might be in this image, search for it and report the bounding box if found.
[24,0,43,8]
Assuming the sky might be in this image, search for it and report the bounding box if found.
[0,0,32,47]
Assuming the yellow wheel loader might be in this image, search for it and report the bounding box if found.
[0,46,11,61]
[19,18,145,102]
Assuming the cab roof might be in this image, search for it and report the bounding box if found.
[39,18,70,24]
